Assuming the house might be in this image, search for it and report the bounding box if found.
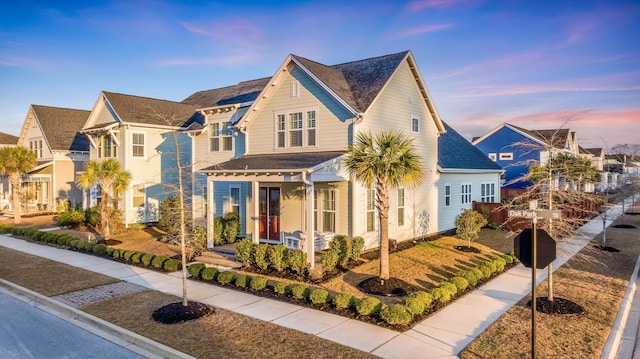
[197,51,501,264]
[436,122,503,231]
[471,123,582,190]
[582,147,606,191]
[0,131,19,210]
[79,91,203,225]
[15,105,90,212]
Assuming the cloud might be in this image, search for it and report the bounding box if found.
[0,54,47,69]
[405,0,479,12]
[389,24,453,39]
[156,53,261,67]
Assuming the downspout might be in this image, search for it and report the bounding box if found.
[302,171,315,268]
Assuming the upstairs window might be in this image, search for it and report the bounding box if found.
[210,122,233,152]
[132,133,145,157]
[411,116,419,133]
[275,108,317,149]
[488,153,497,161]
[499,152,513,160]
[30,140,43,158]
[98,134,117,159]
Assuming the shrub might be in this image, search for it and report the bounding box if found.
[84,242,96,253]
[75,240,86,251]
[217,271,235,285]
[309,289,330,305]
[57,210,85,229]
[123,250,136,261]
[457,269,479,286]
[471,267,485,280]
[402,297,425,316]
[449,276,469,291]
[493,256,506,272]
[254,243,270,271]
[152,255,169,269]
[287,249,307,275]
[158,196,180,234]
[307,264,326,282]
[478,261,496,278]
[291,285,310,300]
[57,235,71,246]
[455,209,488,248]
[235,239,254,266]
[163,259,181,272]
[332,292,355,310]
[105,247,115,256]
[84,207,100,227]
[320,250,339,271]
[141,253,155,266]
[329,235,352,267]
[131,252,143,263]
[380,304,413,325]
[201,267,218,281]
[431,287,451,303]
[410,291,433,308]
[439,281,458,297]
[235,274,251,288]
[213,217,224,245]
[92,243,107,255]
[250,276,268,290]
[273,282,290,295]
[188,263,207,278]
[268,244,287,272]
[351,236,365,260]
[223,211,240,243]
[356,297,382,316]
[502,253,514,264]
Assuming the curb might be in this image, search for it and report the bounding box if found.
[0,278,195,359]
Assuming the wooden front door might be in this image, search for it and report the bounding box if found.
[259,187,280,241]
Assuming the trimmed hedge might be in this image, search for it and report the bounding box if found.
[402,297,425,316]
[217,271,235,285]
[188,263,206,278]
[141,253,155,266]
[235,274,251,288]
[449,276,469,291]
[332,292,355,310]
[250,276,268,290]
[152,256,169,269]
[201,267,218,281]
[92,244,108,255]
[163,258,181,272]
[410,290,433,308]
[309,288,330,305]
[273,282,290,295]
[356,297,382,316]
[291,285,310,300]
[380,304,413,325]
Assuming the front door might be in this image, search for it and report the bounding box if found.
[259,187,280,241]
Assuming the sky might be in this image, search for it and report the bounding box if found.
[1,0,639,152]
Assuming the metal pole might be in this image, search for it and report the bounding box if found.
[532,215,537,359]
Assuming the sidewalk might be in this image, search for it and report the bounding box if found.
[0,198,637,359]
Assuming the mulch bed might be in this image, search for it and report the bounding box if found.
[357,276,415,296]
[454,245,481,253]
[152,301,216,324]
[527,297,585,315]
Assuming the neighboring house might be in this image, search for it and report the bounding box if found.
[15,105,90,212]
[472,123,581,190]
[583,147,606,191]
[436,122,503,231]
[0,131,19,210]
[198,50,497,264]
[79,91,203,225]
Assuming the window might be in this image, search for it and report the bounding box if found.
[411,116,419,133]
[444,183,451,207]
[314,189,336,233]
[291,80,300,97]
[275,108,317,149]
[132,185,145,208]
[132,133,145,157]
[230,187,240,214]
[98,134,117,158]
[29,140,43,158]
[397,188,405,226]
[481,182,496,202]
[488,153,497,161]
[210,122,233,152]
[499,152,513,160]
[461,183,472,204]
[366,189,375,232]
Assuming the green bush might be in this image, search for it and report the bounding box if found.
[84,207,100,227]
[273,282,290,295]
[106,247,115,256]
[152,255,169,269]
[268,244,287,272]
[430,287,451,303]
[449,276,469,291]
[309,289,330,305]
[457,269,479,286]
[478,261,496,278]
[75,240,86,251]
[217,271,235,285]
[141,253,155,266]
[380,304,413,325]
[471,267,485,280]
[402,297,425,316]
[163,259,181,272]
[92,243,108,255]
[320,250,339,271]
[213,217,224,246]
[439,281,458,296]
[235,274,251,288]
[131,251,143,263]
[329,235,352,267]
[250,276,268,290]
[57,210,85,229]
[201,267,218,281]
[493,256,506,272]
[287,249,307,275]
[223,211,240,243]
[254,243,270,271]
[410,291,433,308]
[356,297,382,316]
[235,239,254,266]
[123,250,136,261]
[188,263,207,278]
[351,236,365,260]
[502,253,514,264]
[291,285,310,300]
[455,209,488,248]
[84,242,96,253]
[332,292,355,310]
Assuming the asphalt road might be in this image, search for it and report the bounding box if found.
[0,290,146,359]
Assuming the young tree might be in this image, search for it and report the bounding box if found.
[456,209,488,248]
[343,131,425,281]
[76,159,132,239]
[0,146,36,224]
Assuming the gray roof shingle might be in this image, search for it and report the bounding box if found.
[508,124,570,149]
[103,92,203,128]
[200,151,344,173]
[0,132,19,146]
[32,105,91,152]
[181,78,271,108]
[439,122,502,171]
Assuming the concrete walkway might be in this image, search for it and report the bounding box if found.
[0,198,638,359]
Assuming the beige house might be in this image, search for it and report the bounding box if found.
[15,105,90,212]
[0,131,19,210]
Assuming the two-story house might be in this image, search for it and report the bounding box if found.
[0,131,19,210]
[15,105,90,212]
[79,92,203,225]
[198,51,501,264]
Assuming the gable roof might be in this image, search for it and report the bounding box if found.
[31,105,91,152]
[585,148,604,157]
[0,132,18,146]
[507,124,570,149]
[438,122,502,171]
[98,92,202,128]
[182,78,271,108]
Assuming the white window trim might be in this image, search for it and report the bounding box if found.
[411,115,420,133]
[209,122,233,152]
[488,153,497,161]
[461,182,472,205]
[316,189,337,233]
[229,186,240,214]
[480,181,496,203]
[131,184,146,209]
[366,189,376,232]
[274,107,318,150]
[290,80,300,98]
[444,183,451,207]
[499,152,513,160]
[397,188,405,227]
[131,131,146,158]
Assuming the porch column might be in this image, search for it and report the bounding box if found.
[305,179,315,267]
[207,179,214,249]
[252,180,260,244]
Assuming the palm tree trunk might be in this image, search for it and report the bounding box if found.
[10,173,21,225]
[101,187,110,239]
[379,213,389,281]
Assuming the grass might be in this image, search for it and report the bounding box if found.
[459,205,640,359]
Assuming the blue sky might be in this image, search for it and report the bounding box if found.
[1,0,639,151]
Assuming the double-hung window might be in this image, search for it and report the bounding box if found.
[132,133,145,157]
[132,185,145,208]
[411,116,419,133]
[444,183,451,207]
[230,187,240,214]
[30,140,43,158]
[314,190,336,233]
[461,183,472,205]
[210,122,233,152]
[98,134,117,158]
[275,108,317,149]
[481,182,496,202]
[366,189,375,232]
[397,188,405,226]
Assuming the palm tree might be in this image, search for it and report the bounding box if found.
[343,131,425,281]
[77,159,132,239]
[0,146,36,224]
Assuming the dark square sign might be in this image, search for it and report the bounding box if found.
[514,228,557,269]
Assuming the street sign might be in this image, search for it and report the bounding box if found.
[508,209,536,219]
[508,209,562,219]
[535,209,562,219]
[514,228,557,269]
